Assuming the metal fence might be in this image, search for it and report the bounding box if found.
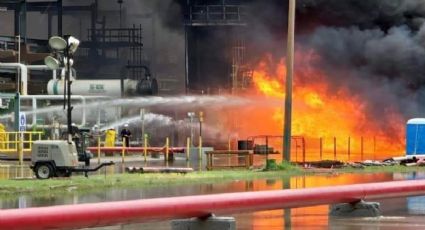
[246,135,403,163]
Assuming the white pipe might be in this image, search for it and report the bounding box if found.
[27,65,56,80]
[0,62,28,95]
[32,97,37,126]
[20,95,102,127]
[21,95,109,127]
[26,65,50,70]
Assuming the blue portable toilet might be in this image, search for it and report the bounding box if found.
[406,118,425,155]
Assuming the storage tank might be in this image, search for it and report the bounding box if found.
[406,118,425,155]
[47,78,158,97]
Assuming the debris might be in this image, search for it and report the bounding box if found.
[126,166,194,174]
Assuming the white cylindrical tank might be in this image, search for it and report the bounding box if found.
[47,79,139,97]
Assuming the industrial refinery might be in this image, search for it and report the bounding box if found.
[2,1,425,230]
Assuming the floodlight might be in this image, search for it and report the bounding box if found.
[48,36,67,50]
[44,55,61,70]
[67,36,80,54]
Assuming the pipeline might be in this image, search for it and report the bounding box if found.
[0,62,27,95]
[1,179,425,230]
[0,63,56,96]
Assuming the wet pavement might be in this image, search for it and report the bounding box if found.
[1,172,425,229]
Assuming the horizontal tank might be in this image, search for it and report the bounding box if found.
[47,78,158,97]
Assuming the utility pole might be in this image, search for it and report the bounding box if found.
[283,0,296,162]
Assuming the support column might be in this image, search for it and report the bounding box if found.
[57,0,63,36]
[14,0,27,42]
[330,200,381,217]
[171,216,236,230]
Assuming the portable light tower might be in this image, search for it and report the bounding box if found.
[44,35,80,143]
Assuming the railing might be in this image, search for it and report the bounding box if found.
[1,179,425,230]
[0,131,43,153]
[247,135,403,163]
[188,4,247,25]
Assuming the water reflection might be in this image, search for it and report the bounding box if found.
[2,172,425,229]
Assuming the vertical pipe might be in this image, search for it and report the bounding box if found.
[184,26,189,94]
[144,134,148,162]
[29,132,32,151]
[14,4,20,37]
[333,137,336,160]
[207,152,212,170]
[302,137,306,164]
[22,1,27,43]
[57,0,63,36]
[165,137,170,167]
[228,136,231,167]
[319,137,323,161]
[66,47,72,143]
[97,136,101,164]
[32,98,36,126]
[186,137,190,161]
[283,0,296,163]
[266,136,269,166]
[165,137,170,162]
[5,133,9,151]
[48,11,52,38]
[373,136,376,160]
[361,136,364,161]
[121,137,125,164]
[19,132,23,166]
[198,136,202,162]
[348,137,351,162]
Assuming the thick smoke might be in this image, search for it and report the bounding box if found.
[299,0,425,122]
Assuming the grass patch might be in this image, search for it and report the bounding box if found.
[0,165,425,197]
[265,159,301,172]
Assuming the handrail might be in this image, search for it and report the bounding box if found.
[1,180,425,230]
[0,131,43,152]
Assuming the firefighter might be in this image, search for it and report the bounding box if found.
[105,128,116,147]
[120,124,131,148]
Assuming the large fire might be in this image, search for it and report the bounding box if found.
[229,52,405,161]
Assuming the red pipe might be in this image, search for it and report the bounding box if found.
[1,179,425,230]
[86,147,185,154]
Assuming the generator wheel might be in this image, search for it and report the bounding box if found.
[35,163,53,179]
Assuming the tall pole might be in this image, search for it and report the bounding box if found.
[66,45,73,143]
[283,0,296,162]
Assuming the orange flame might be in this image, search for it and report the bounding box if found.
[231,52,405,160]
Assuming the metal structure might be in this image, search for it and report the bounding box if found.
[0,0,154,94]
[186,0,247,26]
[1,179,425,229]
[184,0,247,93]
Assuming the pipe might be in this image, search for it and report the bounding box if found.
[1,179,425,230]
[26,65,56,80]
[20,95,108,127]
[0,62,28,95]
